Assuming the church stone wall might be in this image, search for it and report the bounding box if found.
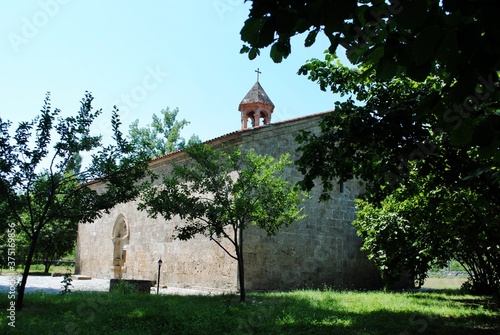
[239,115,383,290]
[76,113,384,292]
[76,156,238,291]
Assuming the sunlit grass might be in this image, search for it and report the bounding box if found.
[2,264,75,276]
[0,289,498,334]
[423,277,467,290]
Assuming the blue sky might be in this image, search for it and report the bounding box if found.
[0,1,345,146]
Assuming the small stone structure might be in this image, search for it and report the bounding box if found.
[76,81,391,292]
[109,279,153,293]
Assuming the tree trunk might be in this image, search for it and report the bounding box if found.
[237,227,246,302]
[43,254,57,275]
[43,261,51,275]
[16,230,40,311]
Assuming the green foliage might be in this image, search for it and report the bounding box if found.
[20,171,79,274]
[296,54,445,201]
[294,54,499,294]
[354,197,438,288]
[0,92,149,309]
[34,219,77,275]
[0,290,497,334]
[0,228,30,268]
[128,107,199,159]
[60,272,73,294]
[140,143,307,301]
[111,280,138,295]
[66,153,82,181]
[354,157,500,293]
[241,0,500,159]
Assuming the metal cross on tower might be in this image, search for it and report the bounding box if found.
[255,68,262,82]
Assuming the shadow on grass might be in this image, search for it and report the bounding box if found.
[246,292,499,335]
[411,289,499,312]
[0,290,498,335]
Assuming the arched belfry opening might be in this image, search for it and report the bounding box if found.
[238,73,275,130]
[111,214,129,279]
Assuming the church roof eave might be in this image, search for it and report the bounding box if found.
[150,110,334,165]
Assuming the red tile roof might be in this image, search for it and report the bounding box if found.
[150,110,334,163]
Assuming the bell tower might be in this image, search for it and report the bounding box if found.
[238,69,275,130]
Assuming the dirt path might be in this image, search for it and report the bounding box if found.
[0,274,220,295]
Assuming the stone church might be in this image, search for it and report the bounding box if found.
[75,81,386,292]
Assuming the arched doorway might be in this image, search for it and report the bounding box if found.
[111,214,129,279]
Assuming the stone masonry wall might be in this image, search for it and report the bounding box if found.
[239,115,383,290]
[76,156,238,291]
[76,113,384,292]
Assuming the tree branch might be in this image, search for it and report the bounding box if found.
[209,236,237,260]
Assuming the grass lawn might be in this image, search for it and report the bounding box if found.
[423,277,467,290]
[1,288,498,335]
[1,264,75,276]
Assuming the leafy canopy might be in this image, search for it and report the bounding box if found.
[296,54,447,201]
[0,92,149,309]
[294,54,499,292]
[240,0,500,293]
[241,0,500,158]
[128,107,200,159]
[354,154,500,293]
[21,170,79,274]
[141,143,306,247]
[140,143,307,301]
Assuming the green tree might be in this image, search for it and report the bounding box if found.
[354,152,500,293]
[1,154,81,274]
[32,154,82,274]
[296,54,445,201]
[67,152,83,181]
[139,143,307,302]
[0,92,149,310]
[2,178,79,275]
[241,1,500,292]
[293,55,499,293]
[240,0,500,159]
[0,227,29,271]
[128,107,200,159]
[30,202,79,274]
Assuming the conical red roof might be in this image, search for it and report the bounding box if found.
[239,81,274,108]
